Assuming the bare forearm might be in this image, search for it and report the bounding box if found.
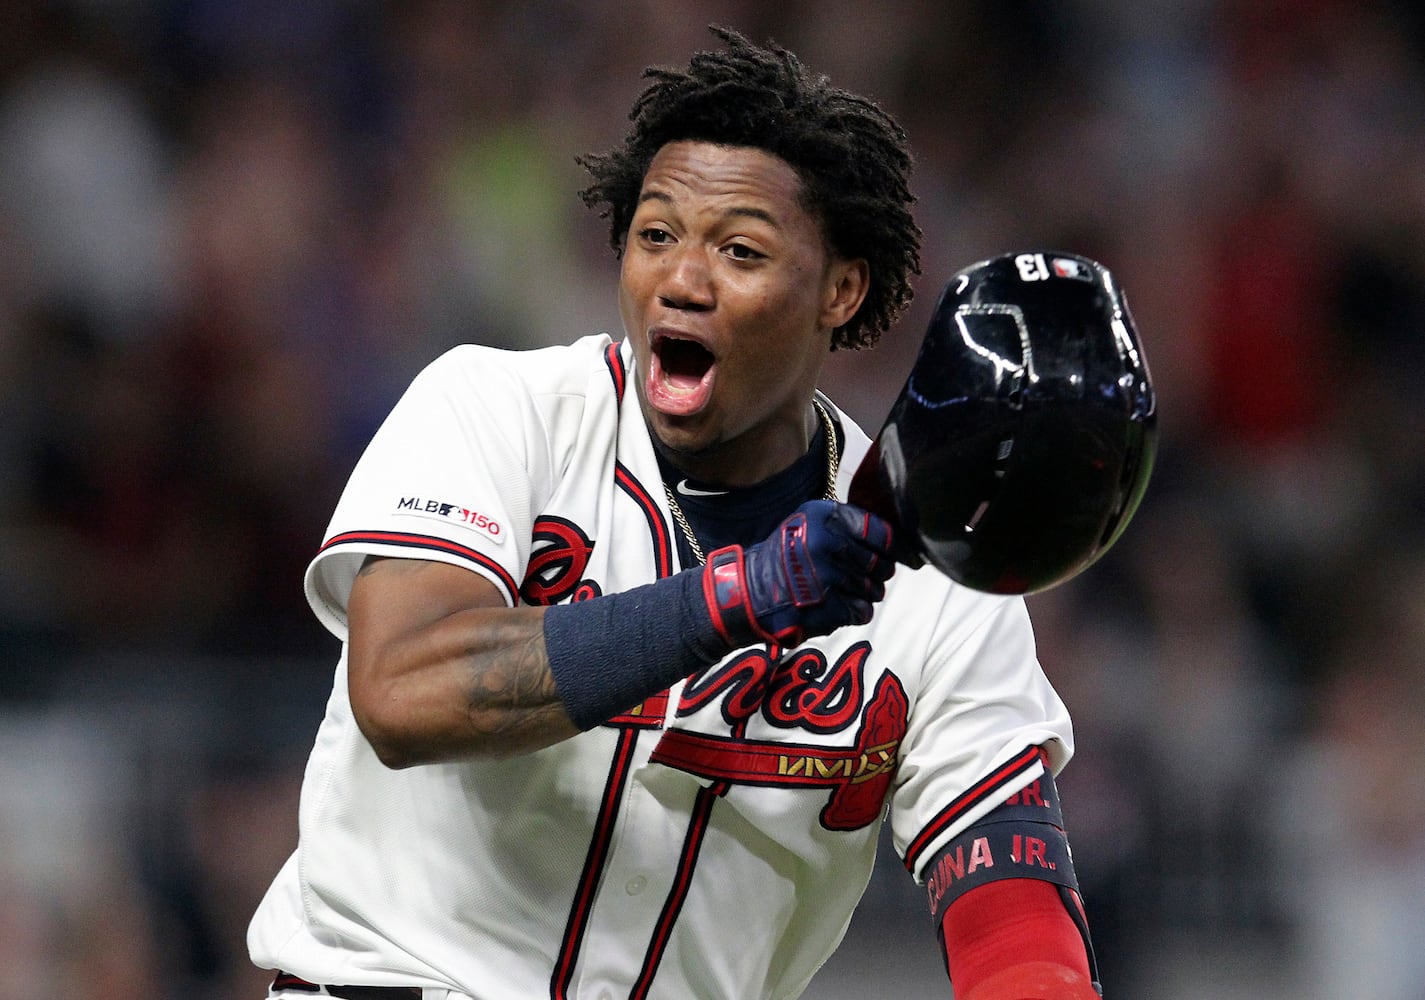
[385,608,577,763]
[349,558,579,765]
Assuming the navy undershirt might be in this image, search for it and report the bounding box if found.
[655,413,841,565]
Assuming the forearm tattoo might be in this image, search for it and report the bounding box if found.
[358,555,575,751]
[461,623,569,741]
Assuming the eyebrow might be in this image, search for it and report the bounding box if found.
[636,190,780,228]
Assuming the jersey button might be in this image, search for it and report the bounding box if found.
[625,874,647,896]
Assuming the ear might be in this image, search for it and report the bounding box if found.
[820,257,870,332]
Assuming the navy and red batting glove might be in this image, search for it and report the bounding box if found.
[701,499,897,648]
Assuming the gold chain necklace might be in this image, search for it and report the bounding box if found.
[662,399,840,566]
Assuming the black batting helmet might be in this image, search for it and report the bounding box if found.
[849,251,1157,594]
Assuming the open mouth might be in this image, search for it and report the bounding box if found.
[646,332,717,416]
[656,335,715,387]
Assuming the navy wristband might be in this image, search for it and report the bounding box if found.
[543,568,729,730]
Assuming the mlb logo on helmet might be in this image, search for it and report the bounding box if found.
[1051,257,1093,281]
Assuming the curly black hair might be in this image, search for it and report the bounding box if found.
[578,26,922,351]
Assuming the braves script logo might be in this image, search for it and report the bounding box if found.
[519,516,601,606]
[679,642,870,732]
[653,643,908,830]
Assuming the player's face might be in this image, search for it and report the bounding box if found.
[620,141,867,486]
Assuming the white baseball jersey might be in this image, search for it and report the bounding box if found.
[248,334,1074,1000]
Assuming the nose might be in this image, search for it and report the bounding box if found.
[657,244,714,311]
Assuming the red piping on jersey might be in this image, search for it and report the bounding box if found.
[904,745,1044,874]
[629,785,720,998]
[610,460,675,728]
[550,727,641,1000]
[321,530,519,605]
[606,690,670,728]
[604,340,627,402]
[614,463,675,581]
[607,338,674,580]
[271,971,318,991]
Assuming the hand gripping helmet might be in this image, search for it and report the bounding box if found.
[850,251,1158,594]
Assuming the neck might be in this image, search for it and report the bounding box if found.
[653,402,826,489]
[657,401,840,563]
[657,399,839,496]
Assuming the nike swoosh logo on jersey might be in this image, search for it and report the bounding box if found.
[676,479,728,497]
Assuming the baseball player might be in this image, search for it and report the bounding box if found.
[249,27,1102,1000]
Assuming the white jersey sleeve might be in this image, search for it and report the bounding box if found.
[882,573,1073,882]
[303,338,601,639]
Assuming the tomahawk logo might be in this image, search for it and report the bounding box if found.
[651,647,909,831]
[520,516,600,606]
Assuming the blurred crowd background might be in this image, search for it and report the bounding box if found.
[2,1,1424,998]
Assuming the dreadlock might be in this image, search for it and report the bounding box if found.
[578,26,922,351]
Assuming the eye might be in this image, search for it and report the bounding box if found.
[639,226,674,246]
[724,242,765,261]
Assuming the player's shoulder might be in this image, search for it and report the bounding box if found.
[419,334,615,397]
[879,562,1032,644]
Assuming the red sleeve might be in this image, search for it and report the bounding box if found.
[939,879,1099,1000]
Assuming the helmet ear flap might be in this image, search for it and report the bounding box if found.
[850,251,1157,595]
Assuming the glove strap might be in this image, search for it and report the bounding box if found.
[704,544,806,647]
[704,545,762,646]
